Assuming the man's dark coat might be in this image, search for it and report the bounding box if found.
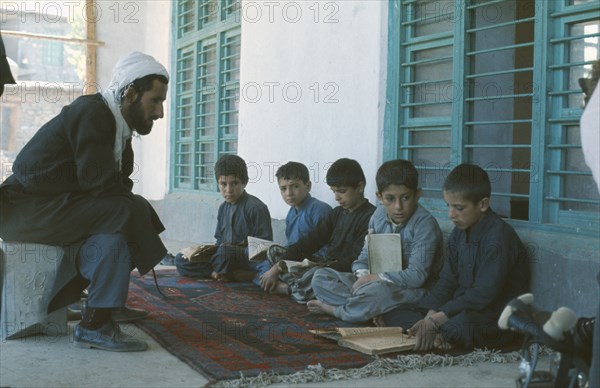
[0,93,167,312]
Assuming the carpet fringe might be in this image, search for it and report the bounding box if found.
[211,347,551,387]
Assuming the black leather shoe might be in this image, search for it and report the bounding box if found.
[111,307,150,323]
[73,321,148,352]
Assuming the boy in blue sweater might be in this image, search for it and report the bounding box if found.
[275,161,332,255]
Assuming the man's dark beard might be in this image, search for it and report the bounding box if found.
[129,97,152,135]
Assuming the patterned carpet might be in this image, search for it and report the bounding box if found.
[127,270,373,383]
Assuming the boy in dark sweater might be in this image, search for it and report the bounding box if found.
[176,154,273,282]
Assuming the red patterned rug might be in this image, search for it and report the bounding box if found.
[127,269,373,383]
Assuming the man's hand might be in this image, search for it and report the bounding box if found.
[351,274,379,292]
[259,264,280,293]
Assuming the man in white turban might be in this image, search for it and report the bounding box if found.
[0,52,169,352]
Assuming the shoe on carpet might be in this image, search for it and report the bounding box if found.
[111,306,150,323]
[73,321,148,352]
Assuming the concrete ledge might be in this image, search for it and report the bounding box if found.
[1,242,67,340]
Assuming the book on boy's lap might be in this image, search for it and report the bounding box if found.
[180,244,218,263]
[248,236,280,262]
[277,258,323,273]
[310,327,415,355]
[367,233,403,274]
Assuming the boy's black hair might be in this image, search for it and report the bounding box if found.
[276,162,310,184]
[443,163,491,203]
[376,159,419,193]
[325,158,366,188]
[214,154,249,185]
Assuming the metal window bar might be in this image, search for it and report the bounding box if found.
[400,144,450,149]
[200,0,220,27]
[545,197,600,205]
[177,0,195,37]
[464,92,534,102]
[550,2,600,18]
[223,0,240,16]
[401,11,456,26]
[174,48,196,189]
[463,144,532,149]
[465,0,507,10]
[546,144,583,149]
[550,31,600,43]
[400,31,454,46]
[466,42,535,56]
[548,59,599,69]
[465,67,534,79]
[401,78,454,87]
[196,42,217,141]
[461,0,536,219]
[401,55,453,67]
[399,0,454,165]
[545,1,600,218]
[464,119,533,125]
[466,16,536,33]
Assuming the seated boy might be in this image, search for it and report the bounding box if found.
[176,154,273,282]
[307,159,443,323]
[276,161,332,256]
[260,158,376,302]
[382,163,530,351]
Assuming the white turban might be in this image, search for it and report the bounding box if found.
[101,51,169,170]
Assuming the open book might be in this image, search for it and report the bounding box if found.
[367,233,402,274]
[180,244,218,263]
[277,258,323,273]
[248,236,280,262]
[310,327,415,355]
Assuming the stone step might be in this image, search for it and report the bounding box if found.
[1,241,67,340]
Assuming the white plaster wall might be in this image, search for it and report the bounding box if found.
[96,0,171,200]
[238,0,388,220]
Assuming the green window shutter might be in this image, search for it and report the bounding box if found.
[461,1,536,220]
[397,0,455,201]
[387,0,599,232]
[544,0,600,229]
[172,0,241,192]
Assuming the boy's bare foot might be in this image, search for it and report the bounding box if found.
[372,314,385,327]
[433,333,453,350]
[306,300,335,317]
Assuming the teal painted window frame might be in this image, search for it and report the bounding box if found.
[384,0,600,234]
[170,0,241,193]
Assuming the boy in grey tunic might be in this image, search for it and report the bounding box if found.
[308,160,443,322]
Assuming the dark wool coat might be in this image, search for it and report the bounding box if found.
[0,93,166,312]
[284,200,376,272]
[420,209,530,317]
